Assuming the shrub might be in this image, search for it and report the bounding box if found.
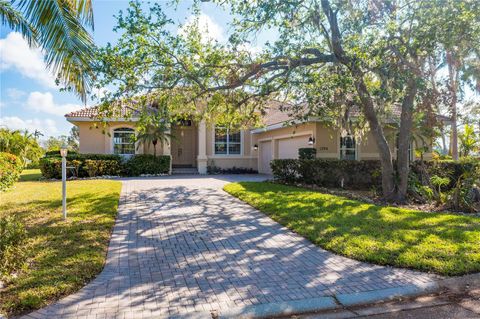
[0,152,23,191]
[40,154,171,178]
[271,159,382,190]
[84,159,122,177]
[207,166,258,174]
[40,155,123,179]
[298,148,317,160]
[0,216,26,277]
[39,157,62,179]
[124,155,170,176]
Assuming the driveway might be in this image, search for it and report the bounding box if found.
[23,175,441,319]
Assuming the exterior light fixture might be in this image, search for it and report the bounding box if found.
[308,136,315,145]
[60,143,68,220]
[253,144,258,151]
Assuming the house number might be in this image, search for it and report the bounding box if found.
[319,147,328,150]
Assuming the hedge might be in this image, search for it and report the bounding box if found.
[39,154,171,178]
[271,159,382,190]
[124,155,170,176]
[271,158,479,191]
[0,152,23,191]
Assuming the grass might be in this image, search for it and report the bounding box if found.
[19,169,42,182]
[0,178,122,317]
[224,182,480,276]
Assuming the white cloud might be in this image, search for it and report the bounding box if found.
[0,32,56,88]
[6,88,26,100]
[26,91,83,116]
[0,116,58,135]
[179,13,224,43]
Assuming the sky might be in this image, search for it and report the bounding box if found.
[0,0,236,140]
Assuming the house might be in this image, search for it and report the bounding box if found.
[65,101,432,174]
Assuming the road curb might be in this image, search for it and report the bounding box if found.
[335,282,440,307]
[218,297,338,318]
[213,282,443,319]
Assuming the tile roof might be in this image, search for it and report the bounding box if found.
[65,104,141,119]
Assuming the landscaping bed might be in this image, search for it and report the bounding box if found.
[224,182,480,276]
[0,173,122,317]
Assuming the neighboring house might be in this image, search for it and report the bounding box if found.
[65,102,432,174]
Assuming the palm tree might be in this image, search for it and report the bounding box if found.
[0,0,95,102]
[136,121,172,158]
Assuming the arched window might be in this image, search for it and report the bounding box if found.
[113,128,135,155]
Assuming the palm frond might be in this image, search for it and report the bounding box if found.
[17,0,95,102]
[0,0,35,45]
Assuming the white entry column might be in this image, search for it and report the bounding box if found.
[197,120,208,174]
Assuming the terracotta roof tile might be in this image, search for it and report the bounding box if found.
[65,104,140,119]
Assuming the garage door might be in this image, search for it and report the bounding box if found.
[259,141,272,174]
[278,136,310,159]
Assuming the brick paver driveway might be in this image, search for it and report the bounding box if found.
[23,175,440,319]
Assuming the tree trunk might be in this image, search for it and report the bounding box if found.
[446,50,459,160]
[320,0,395,200]
[396,79,417,202]
[351,69,396,199]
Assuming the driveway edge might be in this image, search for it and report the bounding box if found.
[215,282,441,319]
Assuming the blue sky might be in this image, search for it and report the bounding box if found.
[0,0,234,140]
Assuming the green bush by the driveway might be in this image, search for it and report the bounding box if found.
[0,178,121,317]
[224,182,480,276]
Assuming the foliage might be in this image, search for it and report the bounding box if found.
[298,148,317,160]
[43,133,78,152]
[39,155,123,179]
[136,103,172,157]
[207,166,257,174]
[430,175,451,198]
[0,179,121,316]
[83,159,123,177]
[124,155,170,176]
[0,215,26,278]
[224,182,480,276]
[0,128,44,167]
[450,166,480,213]
[271,159,382,190]
[0,152,23,191]
[459,124,479,157]
[0,0,95,101]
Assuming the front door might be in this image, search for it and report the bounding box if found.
[171,123,197,167]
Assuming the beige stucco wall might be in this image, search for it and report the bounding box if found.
[74,121,151,155]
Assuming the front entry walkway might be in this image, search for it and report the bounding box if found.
[23,175,440,319]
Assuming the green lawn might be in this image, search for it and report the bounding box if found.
[224,182,480,276]
[19,169,42,182]
[0,178,122,317]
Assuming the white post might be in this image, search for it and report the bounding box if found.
[197,120,208,174]
[62,155,67,220]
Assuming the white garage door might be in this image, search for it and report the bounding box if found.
[278,136,310,159]
[259,141,272,174]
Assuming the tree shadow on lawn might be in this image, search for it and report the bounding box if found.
[228,182,480,276]
[0,190,120,316]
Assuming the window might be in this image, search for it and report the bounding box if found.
[340,135,356,160]
[214,127,241,155]
[113,128,135,155]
